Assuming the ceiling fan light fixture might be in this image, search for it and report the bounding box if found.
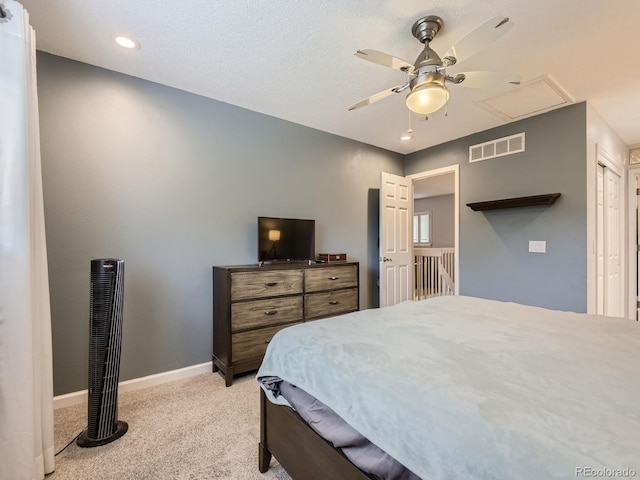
[349,13,519,122]
[406,83,449,115]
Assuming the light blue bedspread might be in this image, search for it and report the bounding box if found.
[257,296,640,480]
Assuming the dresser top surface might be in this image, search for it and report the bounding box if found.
[214,261,358,273]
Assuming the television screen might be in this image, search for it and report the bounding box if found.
[258,217,315,262]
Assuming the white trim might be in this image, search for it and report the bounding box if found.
[598,146,626,318]
[406,165,457,181]
[585,105,629,315]
[597,145,622,177]
[592,144,627,318]
[53,361,213,410]
[587,141,596,314]
[407,164,460,295]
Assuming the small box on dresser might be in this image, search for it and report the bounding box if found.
[318,253,347,262]
[212,262,359,386]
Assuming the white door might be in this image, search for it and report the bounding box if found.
[597,162,623,317]
[596,165,605,314]
[379,172,413,307]
[604,167,622,317]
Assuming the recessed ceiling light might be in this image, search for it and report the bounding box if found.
[114,35,140,50]
[400,128,413,141]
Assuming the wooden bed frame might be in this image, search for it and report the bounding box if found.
[258,389,370,480]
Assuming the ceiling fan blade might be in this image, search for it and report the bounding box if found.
[443,16,513,65]
[454,71,522,89]
[354,49,415,73]
[347,84,407,111]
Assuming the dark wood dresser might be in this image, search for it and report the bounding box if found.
[212,262,359,386]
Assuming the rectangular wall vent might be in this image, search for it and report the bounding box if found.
[469,132,525,163]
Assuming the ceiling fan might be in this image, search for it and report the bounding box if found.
[347,15,521,118]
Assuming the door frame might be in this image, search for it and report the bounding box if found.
[407,164,460,295]
[593,145,625,317]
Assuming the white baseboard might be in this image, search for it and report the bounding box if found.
[53,361,213,410]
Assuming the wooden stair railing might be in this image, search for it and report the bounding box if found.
[413,247,455,300]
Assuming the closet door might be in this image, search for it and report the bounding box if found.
[596,165,605,315]
[597,163,622,317]
[604,167,622,317]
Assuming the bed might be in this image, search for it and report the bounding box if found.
[256,295,640,480]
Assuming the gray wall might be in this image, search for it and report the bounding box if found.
[414,195,455,247]
[405,103,587,312]
[37,53,403,395]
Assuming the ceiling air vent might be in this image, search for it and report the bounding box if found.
[469,132,525,163]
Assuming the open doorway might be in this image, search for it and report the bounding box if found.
[378,165,459,307]
[409,165,459,299]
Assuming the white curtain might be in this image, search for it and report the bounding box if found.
[0,1,56,479]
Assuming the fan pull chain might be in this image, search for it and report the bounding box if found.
[445,87,449,117]
[400,110,413,140]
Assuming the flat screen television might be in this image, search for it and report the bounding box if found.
[258,216,315,262]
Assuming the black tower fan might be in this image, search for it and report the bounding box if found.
[77,259,128,447]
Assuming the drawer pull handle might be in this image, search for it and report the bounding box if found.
[264,310,278,315]
[264,282,278,287]
[329,276,339,280]
[329,301,339,305]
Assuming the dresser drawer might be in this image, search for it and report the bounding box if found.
[231,270,303,301]
[232,323,299,363]
[305,288,358,319]
[305,265,358,292]
[231,296,303,332]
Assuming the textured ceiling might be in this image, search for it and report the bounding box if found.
[18,0,640,154]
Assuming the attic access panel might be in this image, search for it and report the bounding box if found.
[467,193,561,211]
[475,75,573,121]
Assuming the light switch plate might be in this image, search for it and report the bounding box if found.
[529,240,546,253]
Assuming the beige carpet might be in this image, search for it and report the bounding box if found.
[47,372,291,480]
